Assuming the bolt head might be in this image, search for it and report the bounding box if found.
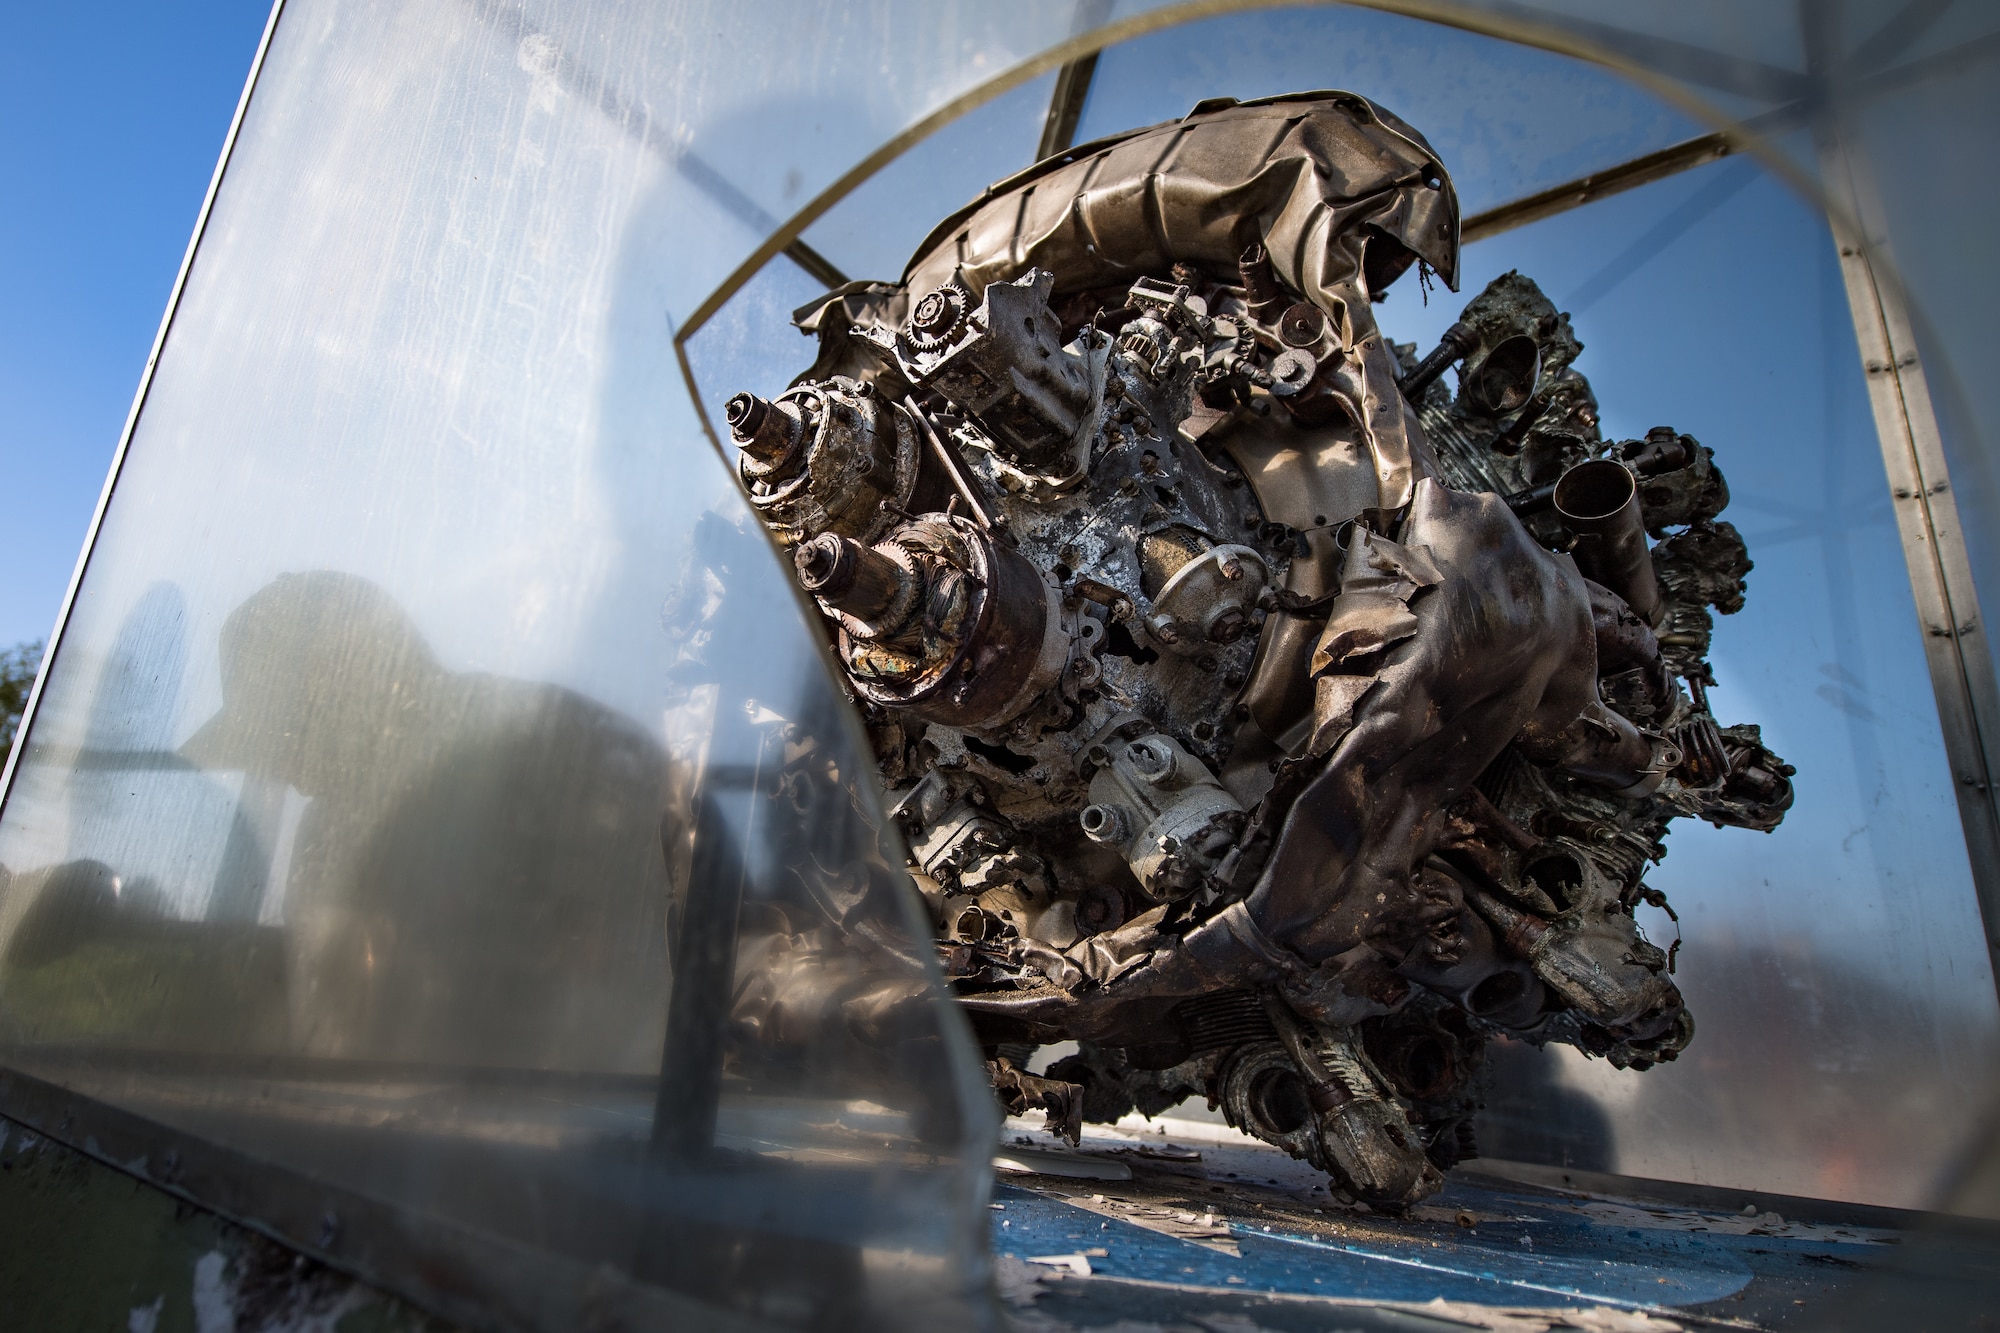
[1279,302,1326,348]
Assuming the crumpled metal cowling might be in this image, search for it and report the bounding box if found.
[717,92,1791,1209]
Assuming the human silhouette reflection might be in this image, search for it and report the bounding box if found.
[0,583,296,1049]
[66,582,271,921]
[181,572,671,1070]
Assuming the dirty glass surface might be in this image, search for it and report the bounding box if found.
[1371,158,2000,1206]
[1076,6,1709,220]
[0,0,1128,1327]
[1839,30,2000,690]
[687,1,2000,1213]
[1470,0,2000,737]
[4,0,2000,1325]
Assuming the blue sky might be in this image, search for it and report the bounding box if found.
[1,3,273,652]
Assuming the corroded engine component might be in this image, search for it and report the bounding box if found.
[727,377,921,547]
[717,92,1793,1210]
[868,269,1107,473]
[1081,722,1246,900]
[796,515,1067,728]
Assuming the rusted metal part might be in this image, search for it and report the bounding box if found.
[1553,461,1665,626]
[708,93,1789,1211]
[822,516,1064,730]
[873,271,1107,473]
[988,1056,1084,1145]
[728,377,918,548]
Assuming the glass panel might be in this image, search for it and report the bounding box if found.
[1371,156,2000,1207]
[9,0,2000,1322]
[683,2,2000,1214]
[1842,48,2000,712]
[1083,5,1708,218]
[796,71,1057,285]
[0,0,1014,1326]
[1380,0,2000,725]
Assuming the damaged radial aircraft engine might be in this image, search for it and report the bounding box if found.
[714,93,1793,1209]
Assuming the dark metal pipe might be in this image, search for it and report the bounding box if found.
[1503,480,1557,518]
[725,391,801,461]
[1553,460,1663,626]
[1621,425,1696,476]
[1398,321,1477,400]
[1489,383,1559,457]
[795,533,909,626]
[1461,884,1548,962]
[1462,333,1541,417]
[1238,242,1287,322]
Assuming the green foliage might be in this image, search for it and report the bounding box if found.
[0,639,43,754]
[0,1121,459,1332]
[0,931,290,1048]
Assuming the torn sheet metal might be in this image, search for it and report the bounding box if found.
[704,93,1792,1212]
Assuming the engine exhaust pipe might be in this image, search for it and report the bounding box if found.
[1398,321,1478,401]
[1552,460,1663,627]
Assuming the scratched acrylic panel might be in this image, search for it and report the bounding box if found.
[699,1,2000,1213]
[1836,29,2000,707]
[1080,5,1710,221]
[1395,0,2000,665]
[4,1,2000,1326]
[1372,159,2000,1206]
[0,0,1118,1326]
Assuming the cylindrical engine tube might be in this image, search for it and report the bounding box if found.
[1553,460,1663,626]
[725,391,801,462]
[834,517,1068,730]
[1238,242,1287,322]
[795,533,912,630]
[1398,320,1476,401]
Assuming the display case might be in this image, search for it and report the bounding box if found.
[2,3,1995,1328]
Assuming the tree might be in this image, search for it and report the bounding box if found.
[1,640,44,755]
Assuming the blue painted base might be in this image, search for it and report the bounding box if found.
[986,1121,1930,1328]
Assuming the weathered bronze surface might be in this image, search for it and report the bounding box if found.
[718,92,1792,1209]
